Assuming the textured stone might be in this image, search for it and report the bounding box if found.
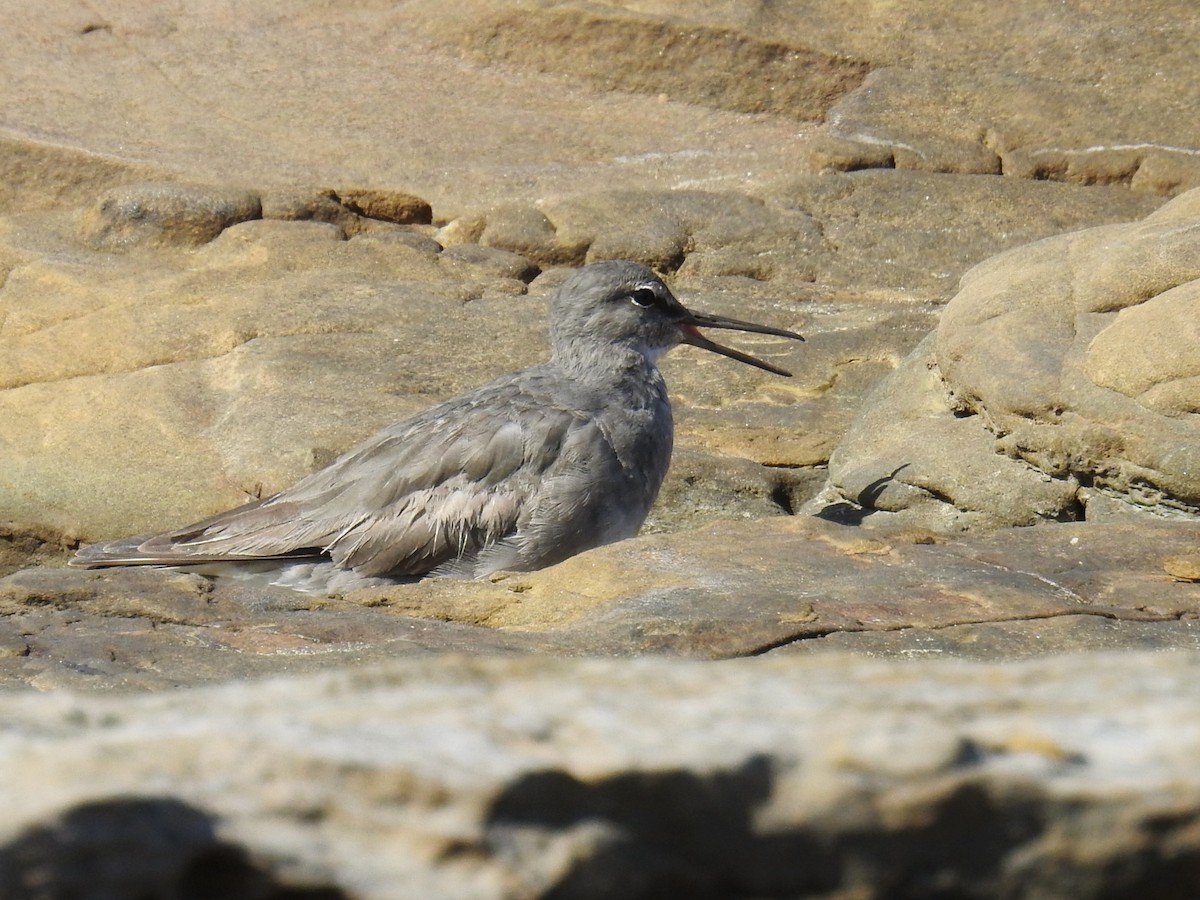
[0,566,549,691]
[818,333,1081,531]
[3,1,1197,215]
[641,448,820,534]
[479,203,587,267]
[5,517,1199,689]
[0,526,72,579]
[540,189,826,280]
[0,132,164,213]
[80,182,262,249]
[260,187,365,236]
[819,188,1200,527]
[440,242,541,282]
[466,517,1200,656]
[334,187,433,225]
[777,614,1200,660]
[422,1,871,120]
[765,170,1160,299]
[464,190,833,278]
[2,5,1200,891]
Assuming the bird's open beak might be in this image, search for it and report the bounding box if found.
[676,310,805,377]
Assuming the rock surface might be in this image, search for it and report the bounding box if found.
[819,188,1200,529]
[2,653,1200,898]
[3,1,1200,895]
[81,182,262,250]
[4,516,1199,690]
[4,1,1197,209]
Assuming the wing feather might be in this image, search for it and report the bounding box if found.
[71,372,583,576]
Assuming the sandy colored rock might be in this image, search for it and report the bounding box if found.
[641,448,820,534]
[780,614,1200,660]
[764,171,1160,299]
[260,187,368,236]
[939,190,1200,511]
[5,2,1195,215]
[334,187,432,225]
[0,566,548,691]
[80,182,262,249]
[1,4,1200,891]
[5,517,1199,688]
[819,188,1200,527]
[1083,279,1200,415]
[470,516,1200,655]
[818,333,1081,530]
[440,242,541,282]
[0,132,165,213]
[421,1,871,120]
[541,189,827,280]
[479,203,587,268]
[1,1,824,211]
[1164,554,1200,583]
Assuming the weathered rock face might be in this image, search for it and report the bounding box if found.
[819,188,1200,529]
[3,1,1200,896]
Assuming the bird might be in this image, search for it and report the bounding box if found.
[70,260,804,591]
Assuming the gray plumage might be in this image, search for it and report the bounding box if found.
[71,260,803,589]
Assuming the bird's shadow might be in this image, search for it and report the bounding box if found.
[814,464,910,526]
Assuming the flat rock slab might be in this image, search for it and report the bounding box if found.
[378,516,1200,656]
[785,613,1200,660]
[1,651,1199,898]
[3,1,1197,211]
[0,562,562,691]
[4,517,1198,688]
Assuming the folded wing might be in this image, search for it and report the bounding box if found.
[72,377,582,577]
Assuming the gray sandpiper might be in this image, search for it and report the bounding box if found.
[71,260,804,591]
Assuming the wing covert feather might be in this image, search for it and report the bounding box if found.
[75,373,589,574]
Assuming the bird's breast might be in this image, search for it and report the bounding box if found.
[601,367,672,459]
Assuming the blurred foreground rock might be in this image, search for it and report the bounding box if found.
[2,652,1200,898]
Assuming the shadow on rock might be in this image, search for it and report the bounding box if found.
[485,756,816,898]
[814,464,910,526]
[484,755,1200,899]
[0,797,347,900]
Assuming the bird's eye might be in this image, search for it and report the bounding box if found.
[629,287,659,308]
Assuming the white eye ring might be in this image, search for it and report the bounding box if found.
[629,286,658,308]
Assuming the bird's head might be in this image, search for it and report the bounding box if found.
[549,260,804,376]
